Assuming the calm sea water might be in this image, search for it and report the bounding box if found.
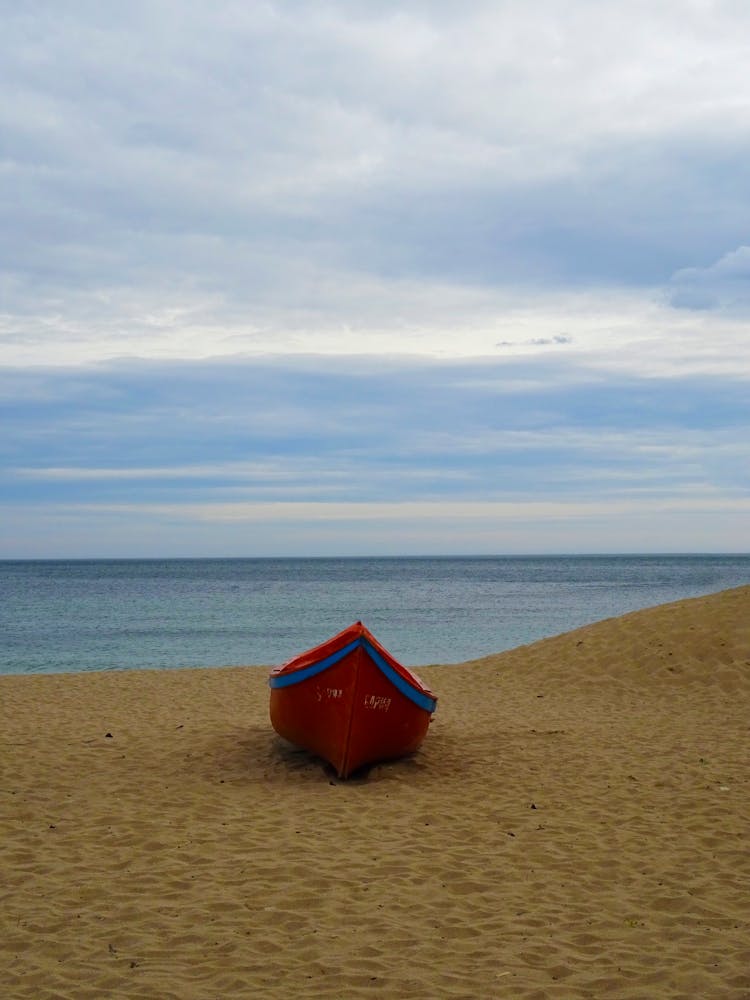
[1,555,748,675]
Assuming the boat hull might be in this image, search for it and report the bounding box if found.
[269,623,437,778]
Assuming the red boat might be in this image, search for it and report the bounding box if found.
[269,621,438,778]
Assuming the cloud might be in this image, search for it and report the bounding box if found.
[668,246,750,312]
[3,3,750,555]
[2,355,748,523]
[3,1,750,367]
[497,335,573,347]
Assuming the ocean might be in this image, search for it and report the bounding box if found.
[1,555,748,675]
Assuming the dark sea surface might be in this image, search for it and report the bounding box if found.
[1,555,748,675]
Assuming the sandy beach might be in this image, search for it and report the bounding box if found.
[1,585,748,999]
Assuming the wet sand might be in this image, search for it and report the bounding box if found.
[1,585,749,999]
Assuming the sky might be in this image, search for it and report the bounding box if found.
[2,0,749,557]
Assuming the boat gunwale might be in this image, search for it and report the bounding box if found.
[268,624,437,714]
[268,637,360,689]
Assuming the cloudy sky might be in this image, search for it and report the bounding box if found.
[2,0,749,557]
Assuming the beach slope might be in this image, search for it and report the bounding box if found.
[1,585,748,998]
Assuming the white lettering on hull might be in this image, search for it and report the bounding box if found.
[315,687,344,701]
[363,694,392,711]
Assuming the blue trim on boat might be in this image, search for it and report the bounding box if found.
[362,640,438,713]
[268,639,360,688]
[269,636,437,713]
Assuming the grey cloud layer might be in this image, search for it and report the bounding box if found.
[4,3,750,555]
[4,356,748,509]
[3,0,750,333]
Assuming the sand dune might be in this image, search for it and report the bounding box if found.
[1,585,748,999]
